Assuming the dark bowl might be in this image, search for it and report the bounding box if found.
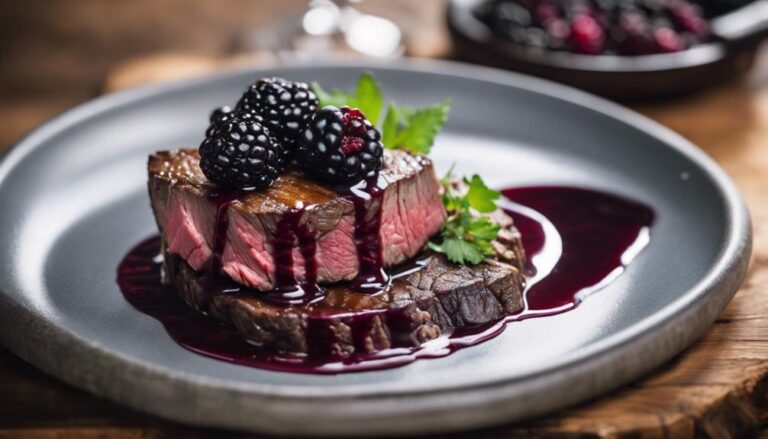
[447,0,768,99]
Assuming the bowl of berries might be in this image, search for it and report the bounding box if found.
[447,0,768,98]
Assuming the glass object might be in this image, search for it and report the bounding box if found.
[236,0,405,61]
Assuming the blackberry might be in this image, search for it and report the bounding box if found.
[205,106,233,138]
[235,77,318,165]
[204,106,261,139]
[297,106,384,184]
[199,116,282,190]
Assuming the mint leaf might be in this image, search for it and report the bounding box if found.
[351,72,383,125]
[312,82,349,108]
[438,238,485,265]
[391,100,450,155]
[397,105,416,119]
[465,174,500,213]
[381,104,400,148]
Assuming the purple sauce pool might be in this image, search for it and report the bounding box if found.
[117,186,654,374]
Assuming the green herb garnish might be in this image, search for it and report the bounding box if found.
[313,73,450,155]
[385,100,450,154]
[428,169,501,265]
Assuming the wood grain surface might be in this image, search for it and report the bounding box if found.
[1,1,768,437]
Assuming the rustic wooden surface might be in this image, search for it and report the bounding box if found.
[2,1,768,438]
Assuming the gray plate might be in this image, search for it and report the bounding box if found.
[0,60,751,436]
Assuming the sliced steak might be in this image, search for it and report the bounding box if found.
[148,148,446,291]
[162,210,526,357]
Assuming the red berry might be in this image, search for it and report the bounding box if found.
[477,0,713,56]
[569,13,605,54]
[535,0,560,23]
[341,136,364,154]
[340,108,368,137]
[547,19,570,40]
[615,12,654,55]
[654,28,684,52]
[672,2,708,38]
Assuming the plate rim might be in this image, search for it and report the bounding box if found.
[0,58,752,434]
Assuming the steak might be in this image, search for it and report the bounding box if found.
[150,147,527,357]
[148,148,446,291]
[162,209,526,357]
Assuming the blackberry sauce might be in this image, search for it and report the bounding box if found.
[208,175,389,306]
[262,204,323,305]
[208,193,238,275]
[346,176,390,294]
[118,186,654,374]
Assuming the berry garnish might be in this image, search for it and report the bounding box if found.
[236,77,318,167]
[199,116,282,190]
[204,106,262,138]
[205,106,233,138]
[297,106,384,184]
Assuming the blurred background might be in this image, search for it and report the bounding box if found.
[0,0,445,148]
[3,0,768,149]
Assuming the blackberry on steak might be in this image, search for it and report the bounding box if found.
[236,77,318,165]
[204,106,263,138]
[199,116,282,190]
[298,106,384,184]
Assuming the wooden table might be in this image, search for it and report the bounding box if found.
[3,2,768,438]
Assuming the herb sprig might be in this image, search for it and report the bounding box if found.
[313,73,450,155]
[428,170,501,265]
